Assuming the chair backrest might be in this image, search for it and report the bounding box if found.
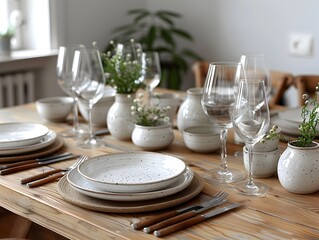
[294,75,319,105]
[192,61,210,88]
[269,71,294,108]
[192,61,294,108]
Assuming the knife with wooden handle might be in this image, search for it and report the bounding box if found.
[0,152,73,170]
[153,203,242,237]
[0,154,78,175]
[143,199,227,233]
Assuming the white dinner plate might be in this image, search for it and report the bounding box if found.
[77,152,186,193]
[0,122,49,148]
[0,130,57,156]
[278,107,303,124]
[67,166,194,201]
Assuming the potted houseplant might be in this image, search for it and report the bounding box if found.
[0,28,14,54]
[106,9,202,90]
[131,93,174,150]
[103,39,146,140]
[277,88,319,194]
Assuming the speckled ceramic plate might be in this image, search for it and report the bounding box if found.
[77,152,186,193]
[67,166,194,201]
[0,122,49,148]
[0,130,57,155]
[57,172,203,213]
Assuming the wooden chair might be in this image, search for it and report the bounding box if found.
[191,61,293,109]
[293,75,319,106]
[268,71,294,109]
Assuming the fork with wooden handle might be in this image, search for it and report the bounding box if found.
[20,155,88,188]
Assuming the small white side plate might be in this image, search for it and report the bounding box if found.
[0,122,49,148]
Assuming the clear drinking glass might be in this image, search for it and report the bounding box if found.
[232,79,270,195]
[201,62,246,183]
[72,48,106,148]
[57,45,87,138]
[141,51,161,103]
[240,53,271,97]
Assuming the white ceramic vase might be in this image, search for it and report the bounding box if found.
[131,123,174,150]
[177,87,210,131]
[107,93,135,140]
[277,141,319,194]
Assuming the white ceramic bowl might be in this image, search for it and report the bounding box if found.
[243,146,280,178]
[36,96,74,122]
[183,125,221,153]
[78,86,115,127]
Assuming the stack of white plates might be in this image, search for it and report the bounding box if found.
[0,122,58,156]
[67,152,194,201]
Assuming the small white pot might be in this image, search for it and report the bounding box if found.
[252,138,279,152]
[131,124,174,150]
[277,141,319,194]
[243,146,280,178]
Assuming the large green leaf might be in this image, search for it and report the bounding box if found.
[156,10,181,18]
[171,28,193,41]
[128,9,149,15]
[133,12,150,23]
[160,28,176,47]
[146,26,157,49]
[156,14,174,26]
[181,49,202,60]
[173,55,188,72]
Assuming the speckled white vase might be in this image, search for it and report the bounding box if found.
[107,93,135,140]
[177,88,210,131]
[277,141,319,194]
[131,124,174,150]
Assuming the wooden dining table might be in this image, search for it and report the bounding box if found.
[0,89,318,240]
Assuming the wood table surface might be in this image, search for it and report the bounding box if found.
[0,93,318,240]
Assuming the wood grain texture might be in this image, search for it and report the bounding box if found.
[0,89,318,240]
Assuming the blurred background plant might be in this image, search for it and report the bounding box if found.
[105,9,202,90]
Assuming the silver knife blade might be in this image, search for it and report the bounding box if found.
[36,152,73,162]
[38,154,79,165]
[203,203,242,219]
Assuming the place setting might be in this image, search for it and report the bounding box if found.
[0,122,65,163]
[57,151,204,213]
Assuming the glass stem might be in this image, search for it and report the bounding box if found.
[87,104,94,141]
[147,86,152,105]
[219,128,228,172]
[246,143,255,187]
[73,97,80,131]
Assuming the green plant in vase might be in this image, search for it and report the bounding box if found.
[106,9,202,90]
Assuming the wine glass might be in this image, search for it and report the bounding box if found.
[72,48,106,148]
[141,51,161,103]
[240,54,271,97]
[57,44,87,138]
[232,79,270,195]
[201,62,246,183]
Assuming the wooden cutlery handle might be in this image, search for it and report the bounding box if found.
[144,211,197,233]
[0,162,39,175]
[0,159,36,170]
[20,169,62,184]
[154,215,206,237]
[27,172,64,188]
[131,210,180,230]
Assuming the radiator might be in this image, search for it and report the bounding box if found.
[0,72,35,107]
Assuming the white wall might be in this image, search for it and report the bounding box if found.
[147,0,319,76]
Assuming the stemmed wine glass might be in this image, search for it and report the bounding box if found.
[142,51,161,103]
[240,54,271,97]
[57,44,87,138]
[72,48,106,148]
[232,79,270,195]
[201,62,246,183]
